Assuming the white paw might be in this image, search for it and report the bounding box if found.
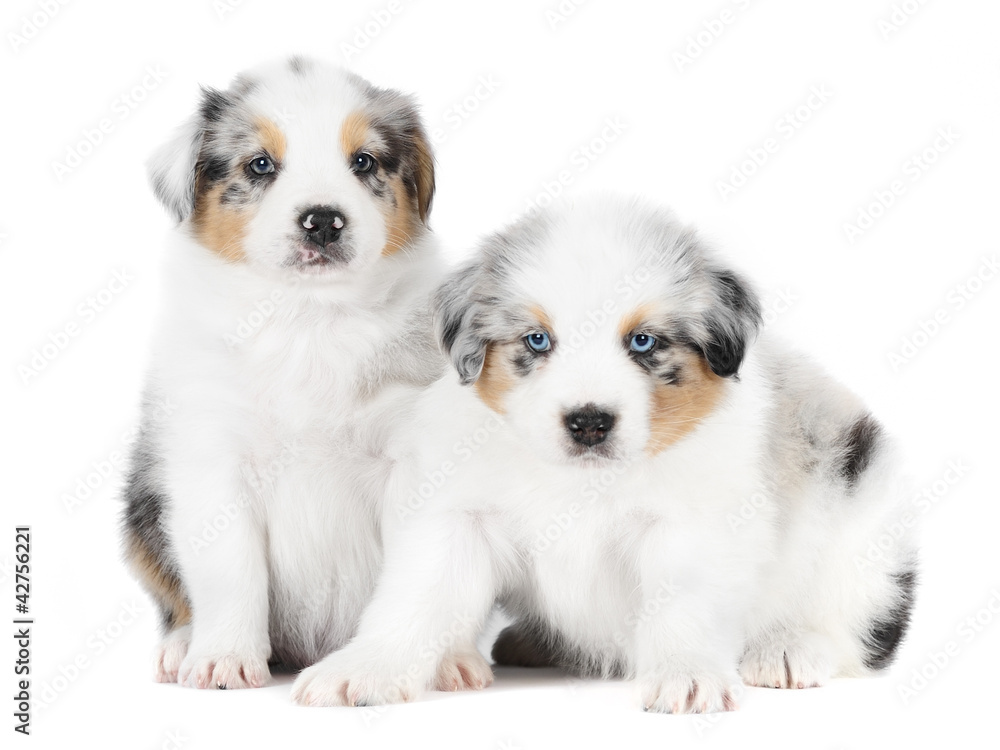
[177,646,270,690]
[740,632,833,689]
[292,648,420,707]
[640,667,739,714]
[154,625,191,683]
[433,648,494,692]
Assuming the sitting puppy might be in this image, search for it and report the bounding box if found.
[121,57,445,689]
[292,195,917,712]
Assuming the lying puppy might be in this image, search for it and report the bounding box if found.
[121,57,444,689]
[292,195,917,712]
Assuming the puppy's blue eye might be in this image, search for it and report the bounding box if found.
[525,332,551,353]
[630,333,656,353]
[249,156,274,175]
[353,153,376,173]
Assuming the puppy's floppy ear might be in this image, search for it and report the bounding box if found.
[411,124,435,224]
[368,90,436,225]
[146,86,228,223]
[696,266,762,377]
[434,260,488,385]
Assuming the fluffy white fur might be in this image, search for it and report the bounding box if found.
[292,195,917,712]
[122,58,446,689]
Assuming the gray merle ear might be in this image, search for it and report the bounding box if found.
[434,260,489,385]
[696,267,762,378]
[146,87,230,223]
[367,90,436,225]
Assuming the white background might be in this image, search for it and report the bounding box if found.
[2,0,999,747]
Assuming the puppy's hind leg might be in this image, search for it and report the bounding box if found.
[491,618,560,668]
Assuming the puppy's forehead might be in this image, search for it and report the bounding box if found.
[234,62,372,136]
[503,199,704,322]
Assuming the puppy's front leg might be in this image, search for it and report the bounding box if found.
[292,511,499,707]
[169,448,271,689]
[632,525,744,714]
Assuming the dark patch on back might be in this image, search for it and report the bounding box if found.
[864,569,917,670]
[840,413,883,489]
[288,55,310,75]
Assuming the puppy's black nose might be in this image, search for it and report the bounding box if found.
[564,406,616,447]
[299,207,347,248]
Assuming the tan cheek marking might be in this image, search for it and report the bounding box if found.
[191,183,249,262]
[381,174,420,255]
[340,110,370,160]
[124,531,191,628]
[254,117,286,161]
[475,343,515,413]
[618,303,657,340]
[647,354,727,455]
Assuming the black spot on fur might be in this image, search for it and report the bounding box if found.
[864,569,917,670]
[512,350,536,377]
[663,364,682,385]
[492,621,560,668]
[698,268,762,378]
[198,87,233,125]
[713,269,756,314]
[221,182,249,204]
[492,616,628,678]
[201,155,230,185]
[840,413,883,489]
[288,55,309,75]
